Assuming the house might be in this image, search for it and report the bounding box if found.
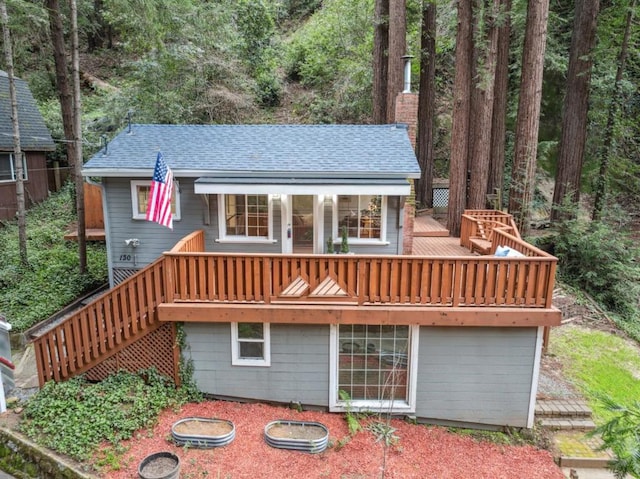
[30,122,560,430]
[0,71,56,221]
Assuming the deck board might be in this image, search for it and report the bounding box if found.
[412,236,476,256]
[413,215,449,237]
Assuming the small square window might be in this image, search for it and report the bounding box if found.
[130,180,180,221]
[231,322,270,366]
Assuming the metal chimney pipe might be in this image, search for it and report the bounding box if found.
[402,55,413,93]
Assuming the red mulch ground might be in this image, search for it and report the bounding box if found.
[97,400,564,478]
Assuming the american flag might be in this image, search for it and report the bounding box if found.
[145,152,174,229]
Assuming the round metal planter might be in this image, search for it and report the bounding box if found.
[171,417,235,448]
[264,420,329,453]
[138,451,180,479]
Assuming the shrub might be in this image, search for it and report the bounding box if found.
[21,369,188,462]
[553,218,640,319]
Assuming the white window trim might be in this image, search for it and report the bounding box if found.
[331,195,388,245]
[231,322,271,367]
[130,179,181,221]
[329,324,419,414]
[0,153,28,183]
[217,193,275,243]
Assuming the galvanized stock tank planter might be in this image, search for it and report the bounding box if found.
[171,417,235,448]
[264,420,329,453]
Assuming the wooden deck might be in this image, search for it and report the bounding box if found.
[31,210,561,387]
[413,215,449,237]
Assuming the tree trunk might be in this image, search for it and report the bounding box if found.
[71,0,86,274]
[508,0,550,234]
[488,0,511,207]
[373,0,389,124]
[447,0,473,236]
[45,0,77,179]
[0,0,27,266]
[415,0,436,207]
[591,0,633,221]
[387,0,406,123]
[551,0,600,221]
[468,0,500,209]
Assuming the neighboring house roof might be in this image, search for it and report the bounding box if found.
[82,124,420,179]
[0,71,56,152]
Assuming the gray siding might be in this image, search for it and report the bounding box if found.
[104,178,205,272]
[415,327,537,427]
[184,323,330,406]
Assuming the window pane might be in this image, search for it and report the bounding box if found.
[137,186,150,215]
[360,195,381,239]
[246,195,268,237]
[238,322,263,339]
[338,195,359,237]
[226,195,246,235]
[338,324,408,402]
[239,341,264,359]
[0,154,13,181]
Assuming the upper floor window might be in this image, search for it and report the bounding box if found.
[336,195,385,240]
[0,153,27,183]
[223,194,270,238]
[130,180,181,221]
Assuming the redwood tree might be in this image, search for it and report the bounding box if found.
[468,0,500,209]
[508,0,550,233]
[551,0,600,221]
[373,0,389,124]
[387,0,407,123]
[592,0,633,220]
[488,0,512,205]
[447,0,473,236]
[415,0,436,207]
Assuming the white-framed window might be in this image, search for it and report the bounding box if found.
[130,180,181,221]
[217,194,274,243]
[231,322,271,367]
[0,153,27,183]
[329,324,418,413]
[334,195,386,242]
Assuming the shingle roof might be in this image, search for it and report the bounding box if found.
[0,72,55,151]
[83,124,420,178]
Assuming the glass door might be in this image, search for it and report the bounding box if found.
[292,195,314,254]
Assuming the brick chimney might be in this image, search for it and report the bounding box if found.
[394,55,419,255]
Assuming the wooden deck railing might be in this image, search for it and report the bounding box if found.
[32,258,168,386]
[164,228,556,309]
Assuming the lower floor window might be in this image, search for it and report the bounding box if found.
[231,322,270,366]
[331,324,417,412]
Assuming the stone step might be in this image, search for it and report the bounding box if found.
[538,417,597,431]
[536,399,592,419]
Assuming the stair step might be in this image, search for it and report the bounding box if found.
[538,418,596,431]
[535,400,592,419]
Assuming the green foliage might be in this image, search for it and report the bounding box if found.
[340,226,349,253]
[21,369,187,462]
[235,0,282,107]
[366,421,399,447]
[326,236,334,254]
[553,217,640,319]
[284,0,375,122]
[338,390,362,434]
[592,396,640,479]
[0,183,108,332]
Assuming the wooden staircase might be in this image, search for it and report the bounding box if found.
[30,257,179,387]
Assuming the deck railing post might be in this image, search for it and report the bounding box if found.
[163,255,175,303]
